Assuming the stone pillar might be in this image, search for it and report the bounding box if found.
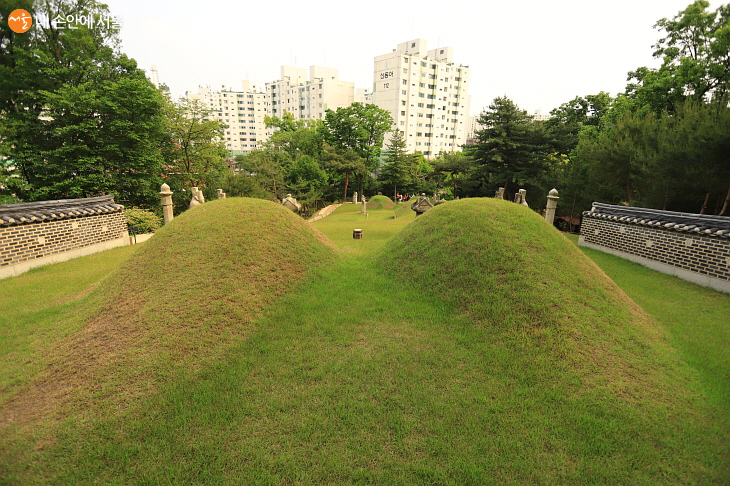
[216,188,226,199]
[361,196,366,214]
[495,187,505,199]
[353,192,358,204]
[160,183,174,224]
[545,188,559,225]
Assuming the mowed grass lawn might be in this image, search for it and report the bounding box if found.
[0,198,728,484]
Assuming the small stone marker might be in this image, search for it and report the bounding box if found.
[353,228,363,239]
[361,196,367,214]
[281,194,302,212]
[353,192,358,204]
[216,188,226,199]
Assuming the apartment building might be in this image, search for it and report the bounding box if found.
[265,65,355,127]
[186,81,267,156]
[372,39,471,157]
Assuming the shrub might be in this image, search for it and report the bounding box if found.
[125,207,162,234]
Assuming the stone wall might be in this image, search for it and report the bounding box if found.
[0,195,128,279]
[579,203,730,294]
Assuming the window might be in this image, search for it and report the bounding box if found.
[402,80,407,85]
[417,103,424,107]
[403,68,408,73]
[416,132,422,137]
[418,93,425,98]
[401,100,407,106]
[427,104,434,109]
[401,111,405,116]
[402,90,406,95]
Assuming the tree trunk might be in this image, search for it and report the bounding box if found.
[503,179,510,201]
[700,191,711,214]
[714,192,723,215]
[393,183,397,202]
[343,169,349,204]
[568,195,577,233]
[719,186,730,216]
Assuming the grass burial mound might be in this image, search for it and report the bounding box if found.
[0,198,337,434]
[372,198,719,483]
[365,194,395,210]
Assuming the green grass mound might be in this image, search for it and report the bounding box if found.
[3,197,338,425]
[374,198,712,481]
[366,195,395,209]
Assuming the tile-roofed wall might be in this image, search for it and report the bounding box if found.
[579,202,730,294]
[0,195,124,226]
[0,195,128,279]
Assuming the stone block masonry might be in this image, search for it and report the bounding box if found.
[579,203,730,294]
[0,195,128,279]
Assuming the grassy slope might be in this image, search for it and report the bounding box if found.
[0,198,726,484]
[566,234,730,482]
[0,198,338,483]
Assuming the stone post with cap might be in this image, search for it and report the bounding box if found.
[160,183,174,224]
[545,188,559,225]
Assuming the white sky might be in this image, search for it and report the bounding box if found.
[102,0,723,117]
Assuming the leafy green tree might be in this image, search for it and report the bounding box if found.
[545,92,612,155]
[286,154,328,193]
[321,103,393,199]
[573,99,730,213]
[471,96,549,200]
[320,143,366,203]
[234,149,290,199]
[265,112,324,159]
[0,0,167,207]
[163,97,228,204]
[626,1,730,113]
[431,152,473,199]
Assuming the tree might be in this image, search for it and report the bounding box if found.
[431,152,473,199]
[163,97,228,211]
[265,112,324,160]
[234,149,290,199]
[379,130,416,199]
[320,143,366,203]
[626,1,730,113]
[572,99,730,213]
[471,96,549,200]
[321,103,393,199]
[0,0,168,207]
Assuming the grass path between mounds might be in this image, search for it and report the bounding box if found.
[0,197,728,484]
